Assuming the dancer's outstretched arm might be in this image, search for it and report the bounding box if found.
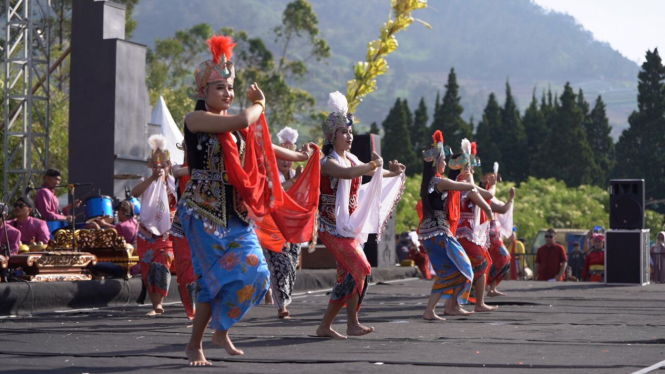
[186,83,265,133]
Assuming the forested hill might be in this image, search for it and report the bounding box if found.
[131,0,639,136]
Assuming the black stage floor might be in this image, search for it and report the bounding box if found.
[1,278,663,373]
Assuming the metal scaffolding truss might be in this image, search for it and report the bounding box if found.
[2,0,51,201]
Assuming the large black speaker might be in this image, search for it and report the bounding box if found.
[609,179,645,230]
[363,214,397,268]
[605,229,650,285]
[351,134,381,184]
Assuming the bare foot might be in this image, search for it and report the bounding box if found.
[146,307,164,316]
[347,323,375,336]
[475,303,498,313]
[185,344,212,366]
[487,290,506,297]
[264,289,274,305]
[444,305,474,316]
[211,330,244,356]
[422,311,446,321]
[315,326,348,339]
[278,309,290,319]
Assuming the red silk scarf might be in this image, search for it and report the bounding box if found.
[217,114,320,252]
[254,147,321,252]
[217,114,284,218]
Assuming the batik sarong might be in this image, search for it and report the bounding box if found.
[488,244,511,285]
[319,230,371,308]
[137,236,173,296]
[458,238,489,281]
[263,243,301,310]
[422,235,473,305]
[179,207,269,331]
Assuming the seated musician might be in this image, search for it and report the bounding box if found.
[34,168,81,222]
[8,196,50,245]
[91,200,139,246]
[0,203,21,256]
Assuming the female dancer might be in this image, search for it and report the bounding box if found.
[448,140,496,312]
[131,134,177,316]
[178,35,280,364]
[315,92,405,339]
[418,131,490,320]
[481,168,515,297]
[261,126,316,318]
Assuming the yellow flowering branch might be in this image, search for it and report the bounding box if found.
[346,0,430,113]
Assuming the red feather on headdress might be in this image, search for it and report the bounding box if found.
[471,142,477,155]
[207,35,236,65]
[432,130,444,145]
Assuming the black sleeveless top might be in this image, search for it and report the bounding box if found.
[181,120,249,229]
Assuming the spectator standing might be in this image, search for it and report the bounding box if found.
[568,243,585,281]
[534,229,567,281]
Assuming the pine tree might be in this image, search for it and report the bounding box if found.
[577,88,590,120]
[615,49,665,209]
[585,95,616,185]
[497,81,528,182]
[431,68,473,152]
[523,92,548,175]
[532,83,598,186]
[411,97,430,153]
[381,98,418,176]
[369,121,380,135]
[475,93,502,172]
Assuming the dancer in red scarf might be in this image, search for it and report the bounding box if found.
[178,35,284,364]
[448,140,496,313]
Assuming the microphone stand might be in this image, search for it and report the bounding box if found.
[29,183,92,252]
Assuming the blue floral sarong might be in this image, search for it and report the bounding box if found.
[422,235,473,305]
[178,207,270,331]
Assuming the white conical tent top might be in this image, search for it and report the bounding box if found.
[150,96,184,165]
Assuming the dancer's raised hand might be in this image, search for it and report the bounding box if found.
[388,160,406,175]
[247,82,265,103]
[371,152,383,168]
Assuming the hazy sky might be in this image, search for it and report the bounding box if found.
[532,0,664,64]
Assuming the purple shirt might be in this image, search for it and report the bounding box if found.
[0,223,21,256]
[35,184,70,221]
[9,216,50,245]
[115,218,138,244]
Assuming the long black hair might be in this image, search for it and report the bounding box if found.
[420,159,436,221]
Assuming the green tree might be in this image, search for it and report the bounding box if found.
[411,97,430,153]
[498,81,528,182]
[431,68,473,152]
[614,49,665,211]
[475,93,502,172]
[584,96,615,185]
[522,92,547,174]
[368,122,380,135]
[382,99,417,176]
[532,83,598,186]
[144,0,330,138]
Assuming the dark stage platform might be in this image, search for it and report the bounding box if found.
[1,279,664,373]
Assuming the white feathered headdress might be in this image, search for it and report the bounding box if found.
[321,91,354,145]
[148,134,167,151]
[277,126,299,150]
[147,134,171,167]
[493,162,499,175]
